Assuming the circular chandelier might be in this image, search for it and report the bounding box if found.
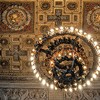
[30,26,100,92]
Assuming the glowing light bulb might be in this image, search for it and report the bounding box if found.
[55,27,59,30]
[60,26,64,30]
[48,70,52,74]
[92,74,97,79]
[46,83,49,87]
[74,88,77,91]
[96,46,100,49]
[69,53,72,56]
[79,30,83,33]
[32,49,35,52]
[86,80,91,86]
[87,34,91,40]
[96,71,99,75]
[55,87,58,90]
[50,29,54,32]
[42,79,46,85]
[33,69,37,74]
[70,27,74,32]
[58,54,61,57]
[83,84,86,87]
[79,57,82,60]
[30,56,34,61]
[54,80,57,83]
[84,32,87,35]
[32,65,36,70]
[78,85,83,90]
[31,53,34,56]
[90,78,93,81]
[98,57,100,62]
[39,77,42,81]
[69,88,73,92]
[74,83,77,86]
[83,66,87,70]
[50,84,54,89]
[97,67,100,71]
[50,29,55,36]
[75,28,78,32]
[50,60,54,65]
[35,73,39,78]
[64,89,67,92]
[94,41,98,46]
[98,49,100,54]
[31,61,34,65]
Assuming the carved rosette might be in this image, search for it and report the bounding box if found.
[40,2,51,10]
[87,6,100,32]
[2,5,31,31]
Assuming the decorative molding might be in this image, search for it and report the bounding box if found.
[64,89,100,100]
[0,88,48,100]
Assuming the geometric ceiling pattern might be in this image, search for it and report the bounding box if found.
[0,0,100,100]
[0,0,100,83]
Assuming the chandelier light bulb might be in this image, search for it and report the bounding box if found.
[50,60,54,65]
[42,79,46,85]
[31,61,34,65]
[46,83,49,87]
[30,56,34,61]
[92,73,97,79]
[54,80,57,83]
[79,57,82,60]
[58,53,61,57]
[50,29,54,32]
[55,87,58,90]
[32,49,35,52]
[87,34,91,40]
[98,57,100,62]
[97,67,100,71]
[75,28,78,32]
[96,71,99,75]
[33,69,37,74]
[79,30,83,35]
[86,80,91,86]
[84,32,87,35]
[79,30,83,33]
[83,83,86,87]
[74,83,77,86]
[83,66,87,70]
[32,65,36,70]
[60,26,64,30]
[55,27,59,30]
[69,52,72,56]
[31,53,34,56]
[90,78,93,81]
[70,27,74,32]
[69,88,73,92]
[94,41,98,46]
[48,70,52,74]
[39,37,42,40]
[39,77,42,81]
[97,49,100,54]
[96,46,100,49]
[78,85,83,90]
[50,84,54,89]
[74,88,77,91]
[64,89,67,92]
[35,73,39,78]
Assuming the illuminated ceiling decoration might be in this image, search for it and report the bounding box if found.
[30,26,100,92]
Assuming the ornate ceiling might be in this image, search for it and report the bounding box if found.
[0,0,100,99]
